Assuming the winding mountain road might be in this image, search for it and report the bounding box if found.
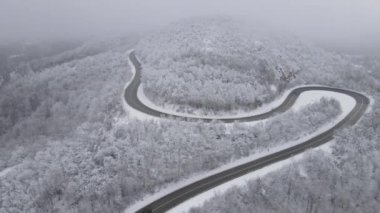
[125,51,370,213]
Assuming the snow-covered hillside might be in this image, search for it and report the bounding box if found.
[135,17,369,116]
[1,17,378,213]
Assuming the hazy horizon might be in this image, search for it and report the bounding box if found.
[1,0,380,55]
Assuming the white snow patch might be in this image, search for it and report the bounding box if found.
[0,165,17,178]
[292,90,356,114]
[366,95,375,114]
[270,84,277,92]
[318,140,335,154]
[298,165,308,178]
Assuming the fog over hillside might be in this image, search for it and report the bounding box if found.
[0,1,379,213]
[1,0,380,55]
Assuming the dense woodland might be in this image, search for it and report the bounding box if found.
[0,18,379,213]
[190,95,380,213]
[135,18,378,115]
[181,20,380,213]
[0,38,137,88]
[135,18,288,114]
[0,42,134,170]
[0,89,341,213]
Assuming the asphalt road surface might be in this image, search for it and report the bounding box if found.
[125,51,370,213]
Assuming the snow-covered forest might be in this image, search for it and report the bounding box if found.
[0,74,342,212]
[190,100,380,213]
[135,18,377,116]
[0,35,343,211]
[0,11,379,213]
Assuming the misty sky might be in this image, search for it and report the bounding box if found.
[1,0,379,52]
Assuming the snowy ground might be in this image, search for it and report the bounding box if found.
[126,49,293,120]
[137,85,294,120]
[126,49,357,122]
[123,49,367,213]
[168,143,333,213]
[167,92,356,213]
[136,84,356,121]
[136,84,356,129]
[292,90,355,113]
[124,89,356,213]
[0,165,18,179]
[166,92,356,213]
